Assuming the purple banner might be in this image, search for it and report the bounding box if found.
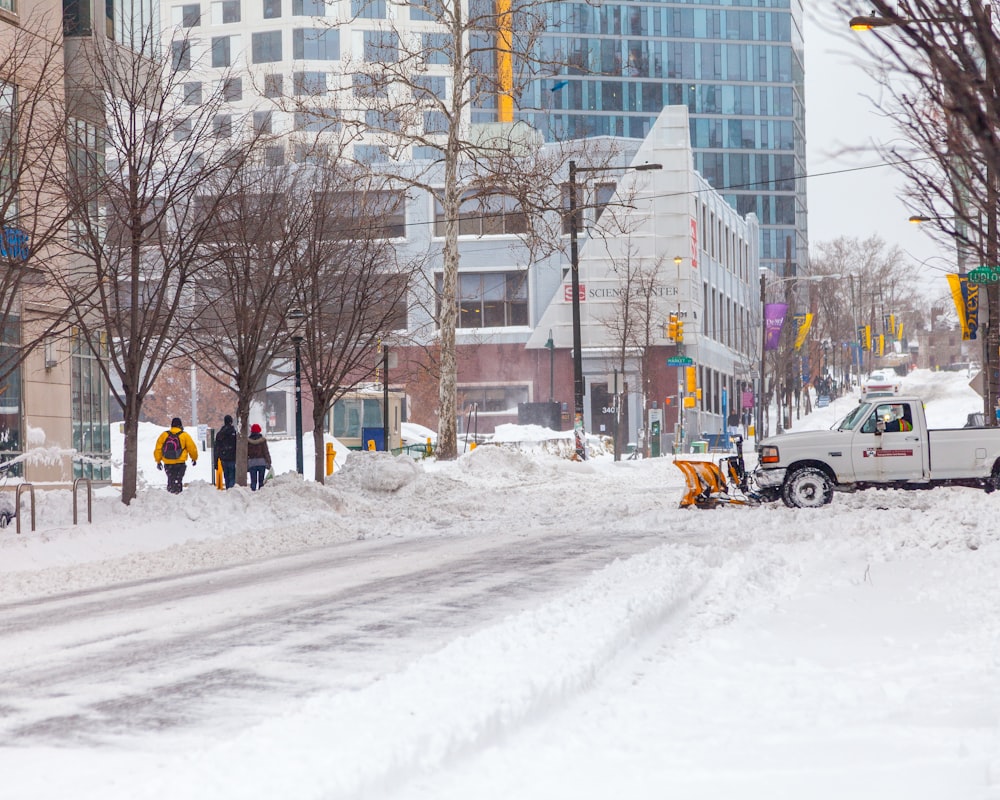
[764,302,788,351]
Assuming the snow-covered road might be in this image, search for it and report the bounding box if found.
[1,370,999,800]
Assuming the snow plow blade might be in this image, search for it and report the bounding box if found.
[674,458,750,508]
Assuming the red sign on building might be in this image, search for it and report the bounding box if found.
[564,284,586,302]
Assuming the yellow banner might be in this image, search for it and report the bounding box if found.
[793,313,813,351]
[947,273,977,340]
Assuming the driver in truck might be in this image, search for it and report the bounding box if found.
[882,404,913,433]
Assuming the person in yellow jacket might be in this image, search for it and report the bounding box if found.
[154,417,199,494]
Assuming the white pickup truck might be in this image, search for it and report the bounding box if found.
[754,396,1000,507]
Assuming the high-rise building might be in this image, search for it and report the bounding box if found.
[158,1,769,444]
[511,1,806,276]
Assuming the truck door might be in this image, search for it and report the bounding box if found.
[851,401,924,482]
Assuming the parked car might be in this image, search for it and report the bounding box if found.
[862,369,903,398]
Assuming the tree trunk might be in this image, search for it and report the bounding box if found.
[236,402,251,487]
[436,152,461,461]
[120,397,142,505]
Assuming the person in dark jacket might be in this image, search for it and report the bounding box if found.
[214,415,238,489]
[154,417,198,494]
[246,423,272,491]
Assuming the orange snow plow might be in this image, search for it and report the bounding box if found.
[674,436,771,508]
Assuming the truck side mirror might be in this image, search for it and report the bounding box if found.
[875,419,886,435]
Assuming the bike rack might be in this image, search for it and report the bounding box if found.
[73,478,93,525]
[72,479,112,525]
[15,483,35,533]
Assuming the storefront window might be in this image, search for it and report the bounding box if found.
[71,331,111,480]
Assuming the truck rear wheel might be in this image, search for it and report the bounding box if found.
[782,467,834,508]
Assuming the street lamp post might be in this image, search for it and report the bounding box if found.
[288,307,306,475]
[544,329,555,402]
[567,159,662,460]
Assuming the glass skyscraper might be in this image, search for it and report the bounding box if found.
[498,0,806,275]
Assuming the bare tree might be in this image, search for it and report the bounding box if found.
[289,167,420,482]
[185,157,314,485]
[53,26,259,504]
[809,235,926,378]
[271,0,603,459]
[834,0,1000,416]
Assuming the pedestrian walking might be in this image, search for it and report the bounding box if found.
[247,423,272,491]
[214,414,238,489]
[154,417,198,494]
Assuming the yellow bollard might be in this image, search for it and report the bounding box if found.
[470,441,477,451]
[326,442,335,475]
[215,459,224,490]
[367,439,376,451]
[426,437,432,455]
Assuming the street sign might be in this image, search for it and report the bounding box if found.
[667,356,693,366]
[968,266,1000,285]
[970,369,983,397]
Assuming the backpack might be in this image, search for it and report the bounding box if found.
[162,430,183,461]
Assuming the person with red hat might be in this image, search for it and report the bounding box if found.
[246,423,272,491]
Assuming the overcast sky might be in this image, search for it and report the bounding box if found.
[803,5,955,300]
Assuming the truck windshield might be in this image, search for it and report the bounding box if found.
[837,403,872,431]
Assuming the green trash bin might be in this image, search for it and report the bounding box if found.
[691,440,708,454]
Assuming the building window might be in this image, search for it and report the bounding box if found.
[352,0,386,18]
[182,82,203,105]
[292,0,326,14]
[252,30,282,63]
[0,317,23,474]
[434,193,527,237]
[264,145,285,166]
[213,114,232,138]
[221,76,242,101]
[293,28,339,60]
[263,0,281,18]
[456,384,530,415]
[253,110,273,134]
[293,110,336,132]
[263,73,283,98]
[67,117,105,243]
[215,0,240,23]
[64,0,92,35]
[174,119,193,141]
[293,71,327,96]
[0,83,16,221]
[293,141,329,164]
[593,182,616,223]
[325,190,405,238]
[172,38,192,70]
[421,33,451,65]
[410,0,442,22]
[435,271,528,328]
[212,36,232,67]
[175,3,201,26]
[71,331,111,482]
[363,29,398,62]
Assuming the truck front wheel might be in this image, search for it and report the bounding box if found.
[782,467,834,508]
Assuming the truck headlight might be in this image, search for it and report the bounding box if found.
[759,445,780,464]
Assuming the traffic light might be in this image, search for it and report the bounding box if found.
[667,313,678,341]
[675,319,684,343]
